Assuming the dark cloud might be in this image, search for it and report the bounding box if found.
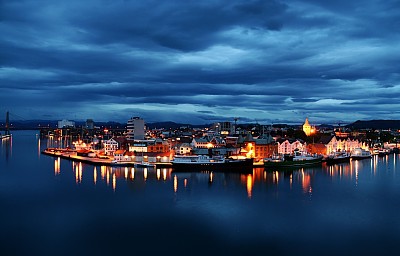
[1,0,399,125]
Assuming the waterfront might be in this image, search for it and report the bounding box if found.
[2,131,400,255]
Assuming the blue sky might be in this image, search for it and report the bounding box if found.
[1,0,400,125]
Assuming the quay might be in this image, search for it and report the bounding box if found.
[41,148,262,168]
[41,148,172,167]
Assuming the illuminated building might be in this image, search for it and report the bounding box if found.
[303,117,313,136]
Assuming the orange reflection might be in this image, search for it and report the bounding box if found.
[112,173,116,192]
[163,169,167,181]
[124,167,128,180]
[101,166,106,180]
[75,162,82,184]
[174,175,178,192]
[301,170,310,193]
[184,178,188,188]
[157,169,161,180]
[54,157,60,175]
[246,174,253,199]
[209,172,214,183]
[106,169,110,186]
[94,167,97,185]
[144,168,148,180]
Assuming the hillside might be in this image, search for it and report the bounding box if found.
[347,120,400,130]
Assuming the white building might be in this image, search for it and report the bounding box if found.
[179,143,193,155]
[126,117,145,140]
[58,119,75,128]
[277,139,306,154]
[103,138,119,155]
[325,136,367,154]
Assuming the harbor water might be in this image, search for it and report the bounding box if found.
[1,130,400,255]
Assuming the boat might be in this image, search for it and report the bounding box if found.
[324,151,351,165]
[377,148,390,157]
[350,148,372,160]
[134,161,155,168]
[264,149,323,169]
[171,154,253,172]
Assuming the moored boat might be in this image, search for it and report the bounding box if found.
[350,148,372,160]
[264,150,323,169]
[171,155,253,172]
[325,151,351,165]
[377,148,390,157]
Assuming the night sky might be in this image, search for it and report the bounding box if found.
[1,0,400,125]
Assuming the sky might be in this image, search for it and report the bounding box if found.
[1,0,400,125]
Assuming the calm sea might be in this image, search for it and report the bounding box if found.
[1,130,400,255]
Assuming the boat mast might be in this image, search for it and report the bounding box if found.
[5,111,10,135]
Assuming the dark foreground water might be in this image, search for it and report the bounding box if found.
[1,130,400,255]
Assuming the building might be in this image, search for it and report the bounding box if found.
[85,119,94,130]
[254,134,275,160]
[277,138,306,155]
[220,121,234,135]
[126,117,145,140]
[103,138,119,155]
[178,143,192,155]
[303,118,315,136]
[58,119,75,128]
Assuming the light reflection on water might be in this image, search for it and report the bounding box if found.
[3,131,400,255]
[47,153,400,198]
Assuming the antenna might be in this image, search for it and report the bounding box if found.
[234,117,239,134]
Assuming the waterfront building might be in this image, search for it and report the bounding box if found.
[103,138,119,155]
[147,138,170,153]
[325,136,363,154]
[58,119,75,128]
[277,138,306,155]
[126,117,145,140]
[254,134,275,160]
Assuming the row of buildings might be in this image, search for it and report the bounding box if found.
[55,116,391,164]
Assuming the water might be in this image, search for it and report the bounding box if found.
[1,130,400,255]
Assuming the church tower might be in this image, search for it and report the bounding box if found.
[303,117,312,136]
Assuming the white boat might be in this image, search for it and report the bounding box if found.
[350,148,372,160]
[134,161,155,168]
[171,155,253,171]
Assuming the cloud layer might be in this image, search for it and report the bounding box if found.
[1,0,400,125]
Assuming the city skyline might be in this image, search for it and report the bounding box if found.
[1,0,400,124]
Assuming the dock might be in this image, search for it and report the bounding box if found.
[41,149,171,168]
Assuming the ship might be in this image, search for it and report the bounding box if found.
[171,154,253,172]
[350,148,372,160]
[264,149,323,169]
[324,151,351,165]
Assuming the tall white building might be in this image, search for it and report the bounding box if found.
[126,117,145,140]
